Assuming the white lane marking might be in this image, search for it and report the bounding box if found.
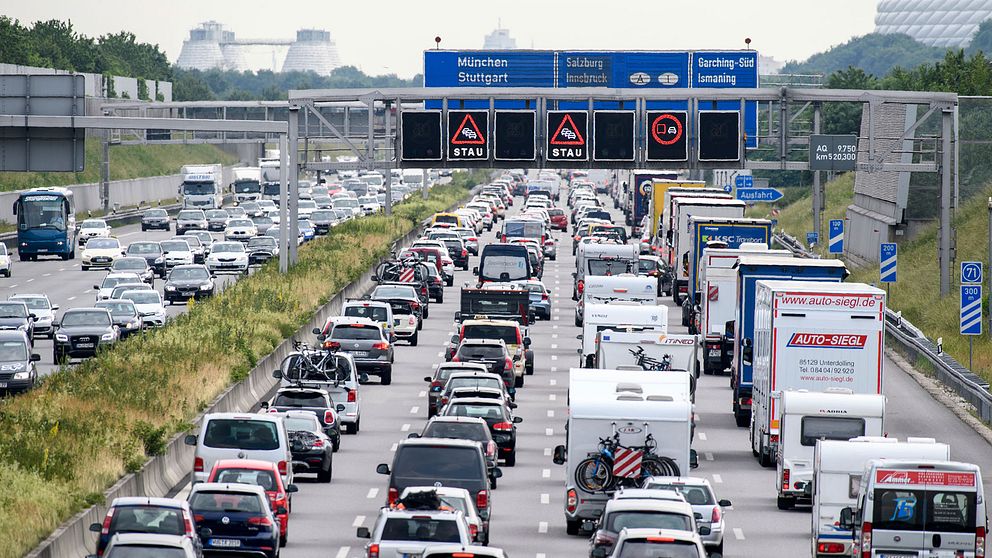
[67,296,76,301]
[418,390,426,397]
[366,488,379,499]
[555,280,561,284]
[390,443,398,452]
[553,316,560,321]
[410,406,419,414]
[118,231,141,238]
[552,324,558,329]
[58,268,66,272]
[335,547,350,558]
[733,528,745,540]
[401,423,411,432]
[551,366,558,372]
[552,334,558,339]
[551,344,558,349]
[538,521,548,534]
[537,554,546,558]
[545,428,554,436]
[550,379,557,386]
[698,432,707,441]
[352,515,365,527]
[544,447,552,457]
[549,394,557,401]
[547,410,555,417]
[540,493,550,504]
[42,273,51,277]
[551,355,557,360]
[8,284,17,289]
[436,351,444,357]
[705,452,714,461]
[712,474,723,484]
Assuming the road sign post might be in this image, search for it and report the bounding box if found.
[962,261,983,285]
[880,242,897,301]
[807,232,818,247]
[829,219,844,255]
[961,284,983,369]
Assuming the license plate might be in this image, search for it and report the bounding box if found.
[0,382,8,388]
[709,349,721,357]
[352,351,369,357]
[76,343,94,348]
[401,554,422,558]
[209,539,241,548]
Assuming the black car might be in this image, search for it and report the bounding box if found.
[414,416,499,484]
[421,262,445,304]
[282,410,334,482]
[0,330,40,393]
[140,208,171,231]
[439,238,470,270]
[247,236,278,265]
[441,397,522,466]
[163,265,215,304]
[0,301,35,344]
[372,284,426,323]
[109,257,155,284]
[53,308,117,362]
[94,300,143,340]
[452,339,515,387]
[125,241,166,278]
[203,209,229,232]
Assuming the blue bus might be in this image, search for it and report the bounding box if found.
[12,187,77,261]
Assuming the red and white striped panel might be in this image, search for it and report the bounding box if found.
[612,447,643,478]
[399,268,415,283]
[707,284,719,302]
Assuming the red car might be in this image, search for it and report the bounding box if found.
[547,208,568,231]
[207,459,298,545]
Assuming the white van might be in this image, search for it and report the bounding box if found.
[579,303,667,368]
[812,437,950,558]
[776,390,886,510]
[842,460,987,558]
[184,412,293,486]
[575,274,656,326]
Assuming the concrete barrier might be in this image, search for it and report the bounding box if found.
[26,185,475,558]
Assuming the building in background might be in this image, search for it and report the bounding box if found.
[176,21,341,75]
[483,27,517,49]
[874,0,992,48]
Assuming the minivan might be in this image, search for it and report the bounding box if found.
[184,412,293,487]
[475,244,532,285]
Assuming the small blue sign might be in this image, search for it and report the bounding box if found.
[962,261,983,284]
[722,184,732,193]
[807,232,818,246]
[770,219,778,227]
[829,219,844,254]
[880,243,897,283]
[735,188,783,203]
[961,285,983,336]
[735,175,754,188]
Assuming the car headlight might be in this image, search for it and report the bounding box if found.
[165,285,176,291]
[55,334,68,342]
[16,324,27,331]
[12,371,30,380]
[199,284,212,290]
[101,333,115,341]
[127,320,141,329]
[154,257,165,264]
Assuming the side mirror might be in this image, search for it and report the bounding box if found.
[276,507,288,515]
[509,402,518,409]
[698,525,712,536]
[472,266,479,275]
[453,312,461,322]
[424,376,433,383]
[591,547,608,558]
[272,370,283,379]
[492,467,503,479]
[89,522,101,532]
[839,507,854,530]
[317,334,326,342]
[51,305,59,311]
[356,526,371,539]
[184,434,197,446]
[694,304,701,314]
[552,445,566,465]
[690,449,699,469]
[93,285,100,291]
[576,334,583,340]
[407,433,420,439]
[286,484,299,493]
[512,416,523,424]
[718,499,732,507]
[375,463,390,475]
[29,313,36,320]
[199,527,212,539]
[259,401,270,410]
[312,327,321,335]
[336,404,345,412]
[30,354,40,362]
[694,512,703,520]
[450,334,460,344]
[524,336,532,347]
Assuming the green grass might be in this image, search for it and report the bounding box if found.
[749,171,992,384]
[0,171,480,558]
[0,143,239,192]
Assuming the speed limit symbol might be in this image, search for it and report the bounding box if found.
[646,111,688,162]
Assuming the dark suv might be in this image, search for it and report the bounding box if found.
[316,318,394,385]
[414,416,499,485]
[53,308,117,362]
[89,497,200,557]
[451,339,515,388]
[441,397,522,466]
[0,330,40,393]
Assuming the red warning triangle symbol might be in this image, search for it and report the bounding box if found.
[550,114,585,146]
[450,113,486,145]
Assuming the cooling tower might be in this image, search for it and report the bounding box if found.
[281,29,341,76]
[176,21,227,70]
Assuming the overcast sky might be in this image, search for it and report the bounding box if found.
[4,1,878,77]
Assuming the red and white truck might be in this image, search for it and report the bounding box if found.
[748,280,886,467]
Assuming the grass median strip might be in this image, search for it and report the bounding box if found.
[0,172,480,558]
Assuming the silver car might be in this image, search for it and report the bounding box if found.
[9,294,58,339]
[643,476,732,554]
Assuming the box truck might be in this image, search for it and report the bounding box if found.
[669,198,746,303]
[179,164,224,209]
[552,369,694,536]
[731,256,849,427]
[749,281,886,467]
[776,389,886,510]
[811,437,950,558]
[648,180,706,238]
[628,171,679,231]
[231,167,262,203]
[656,188,731,259]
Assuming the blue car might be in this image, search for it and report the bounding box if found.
[188,483,281,557]
[297,219,316,241]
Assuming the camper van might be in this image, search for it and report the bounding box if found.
[575,274,656,327]
[579,303,667,368]
[595,331,699,380]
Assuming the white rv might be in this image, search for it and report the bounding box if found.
[595,331,699,380]
[579,303,667,368]
[575,274,656,327]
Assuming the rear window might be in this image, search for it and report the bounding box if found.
[273,391,326,408]
[434,215,459,225]
[457,344,505,359]
[548,209,565,217]
[203,419,279,451]
[479,246,529,282]
[446,403,506,421]
[446,378,502,392]
[504,221,543,239]
[106,547,187,558]
[189,491,264,513]
[462,324,519,345]
[615,540,701,558]
[109,505,185,536]
[392,446,483,480]
[606,510,693,533]
[872,488,977,533]
[380,517,462,542]
[800,417,866,447]
[344,306,389,322]
[644,483,715,506]
[330,324,381,340]
[588,259,632,276]
[422,422,489,443]
[212,468,279,491]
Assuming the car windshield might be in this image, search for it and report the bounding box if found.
[446,378,502,393]
[202,419,279,451]
[252,217,273,226]
[330,325,381,340]
[247,238,276,249]
[422,422,489,443]
[112,259,146,271]
[112,286,147,298]
[189,491,264,513]
[462,324,519,345]
[606,511,693,533]
[204,210,227,219]
[457,344,505,359]
[639,259,659,272]
[392,446,482,480]
[62,311,111,327]
[0,303,27,318]
[212,243,244,254]
[373,286,416,299]
[123,292,161,305]
[178,236,201,248]
[178,211,204,220]
[144,210,168,218]
[344,306,389,322]
[169,267,209,281]
[108,505,185,537]
[446,403,505,421]
[11,297,48,310]
[311,211,335,221]
[96,302,137,317]
[800,417,866,447]
[160,241,189,252]
[102,275,139,289]
[127,243,161,255]
[298,200,317,209]
[284,417,320,433]
[333,199,358,208]
[380,517,462,543]
[273,391,326,408]
[88,238,120,250]
[227,219,253,228]
[0,340,27,361]
[81,221,106,229]
[213,468,278,491]
[615,540,701,558]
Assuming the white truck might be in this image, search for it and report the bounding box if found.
[259,158,282,204]
[595,331,700,383]
[575,274,656,327]
[811,437,950,558]
[231,167,262,203]
[775,389,886,510]
[579,303,668,368]
[574,241,639,300]
[668,197,745,303]
[552,368,694,536]
[657,186,729,253]
[696,244,790,375]
[749,280,886,468]
[179,164,224,209]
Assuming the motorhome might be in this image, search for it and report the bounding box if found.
[579,303,667,368]
[575,274,656,327]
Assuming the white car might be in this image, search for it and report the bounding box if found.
[121,289,167,328]
[399,486,487,545]
[206,241,249,275]
[77,218,111,245]
[223,218,258,243]
[297,199,318,219]
[81,237,124,271]
[94,272,143,301]
[359,195,380,215]
[9,294,58,339]
[158,239,195,269]
[332,198,361,217]
[256,199,279,217]
[0,244,10,277]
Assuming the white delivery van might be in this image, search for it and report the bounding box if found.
[749,281,886,467]
[552,368,694,536]
[776,389,886,510]
[231,167,262,202]
[574,241,639,300]
[842,460,987,558]
[696,245,790,374]
[579,303,667,368]
[669,197,745,303]
[812,437,950,558]
[595,331,699,381]
[576,274,656,326]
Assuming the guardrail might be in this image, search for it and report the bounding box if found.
[773,231,992,423]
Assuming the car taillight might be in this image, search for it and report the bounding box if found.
[311,437,325,448]
[978,525,986,557]
[408,317,417,325]
[410,301,420,310]
[711,505,722,523]
[451,356,460,363]
[594,532,616,545]
[817,542,845,554]
[182,510,195,535]
[372,342,390,350]
[504,357,512,371]
[348,390,357,402]
[487,441,497,457]
[501,235,506,242]
[462,249,467,257]
[194,514,205,523]
[388,488,398,505]
[770,434,779,444]
[469,523,478,540]
[368,543,380,558]
[194,457,204,472]
[324,410,336,424]
[861,521,872,558]
[100,508,115,535]
[782,469,790,491]
[468,237,477,242]
[248,515,273,526]
[566,489,577,513]
[476,489,488,509]
[740,396,752,406]
[542,291,549,301]
[420,286,427,296]
[493,421,513,432]
[577,280,584,294]
[324,341,341,350]
[278,460,288,475]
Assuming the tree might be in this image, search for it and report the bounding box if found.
[967,20,992,56]
[822,67,878,135]
[782,33,946,78]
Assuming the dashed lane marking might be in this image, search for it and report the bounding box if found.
[544,448,552,456]
[352,515,365,527]
[733,528,745,540]
[712,474,723,484]
[419,391,426,397]
[8,284,17,289]
[549,394,556,401]
[551,355,557,360]
[545,428,554,436]
[547,410,554,417]
[335,547,350,558]
[410,406,419,414]
[698,432,707,441]
[436,351,444,358]
[540,493,550,504]
[552,334,558,339]
[550,379,557,386]
[538,521,548,534]
[67,296,76,301]
[366,488,378,499]
[551,366,558,372]
[390,443,398,452]
[401,424,410,432]
[43,273,51,277]
[705,452,714,461]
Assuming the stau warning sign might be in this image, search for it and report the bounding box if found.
[447,110,489,160]
[546,111,588,162]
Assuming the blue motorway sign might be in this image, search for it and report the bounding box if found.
[735,175,754,188]
[880,243,897,283]
[691,51,759,88]
[807,232,818,246]
[735,187,783,203]
[722,184,732,193]
[962,261,983,284]
[961,285,983,336]
[828,219,844,254]
[423,50,555,87]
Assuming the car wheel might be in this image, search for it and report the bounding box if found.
[380,367,392,385]
[279,531,288,547]
[317,463,332,483]
[525,350,534,375]
[423,306,430,319]
[445,277,454,287]
[514,375,523,388]
[574,314,582,327]
[81,265,88,271]
[332,437,340,452]
[409,331,419,346]
[436,292,444,304]
[141,225,147,231]
[504,451,516,467]
[566,519,581,536]
[416,318,423,331]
